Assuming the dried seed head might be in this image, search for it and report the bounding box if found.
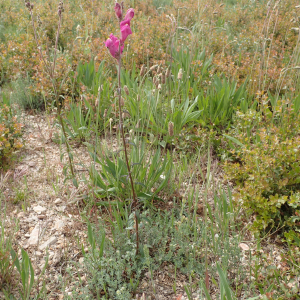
[37,14,42,27]
[153,77,159,88]
[103,109,107,119]
[165,67,171,78]
[158,84,162,90]
[177,68,183,80]
[95,99,99,107]
[122,111,130,118]
[161,72,166,84]
[109,118,113,123]
[114,91,118,98]
[168,121,174,136]
[120,97,125,106]
[157,65,161,74]
[140,65,146,77]
[123,85,129,95]
[135,119,141,128]
[149,64,158,72]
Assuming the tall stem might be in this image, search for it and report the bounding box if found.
[117,54,139,255]
[29,7,75,179]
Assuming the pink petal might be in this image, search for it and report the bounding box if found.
[120,24,132,43]
[124,8,134,21]
[105,35,124,59]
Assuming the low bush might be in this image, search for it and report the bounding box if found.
[223,100,300,237]
[0,93,23,168]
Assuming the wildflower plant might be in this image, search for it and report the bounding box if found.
[105,2,139,255]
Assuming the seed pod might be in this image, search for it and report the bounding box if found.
[120,97,125,106]
[123,85,129,95]
[168,121,174,136]
[177,68,183,80]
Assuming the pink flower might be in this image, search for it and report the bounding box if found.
[105,34,124,59]
[120,8,134,27]
[124,8,134,21]
[105,7,134,59]
[120,24,132,43]
[114,3,122,20]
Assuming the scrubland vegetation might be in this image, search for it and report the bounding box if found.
[1,0,300,299]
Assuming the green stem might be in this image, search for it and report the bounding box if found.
[118,51,139,255]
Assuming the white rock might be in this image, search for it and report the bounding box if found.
[238,243,250,251]
[28,224,41,246]
[33,205,46,214]
[54,198,62,204]
[35,251,42,257]
[54,219,65,230]
[39,236,57,251]
[79,257,84,264]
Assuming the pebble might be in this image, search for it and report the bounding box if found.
[33,205,47,214]
[54,198,62,204]
[28,223,41,246]
[39,236,58,251]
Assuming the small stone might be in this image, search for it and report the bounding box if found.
[38,215,46,219]
[35,251,42,257]
[25,233,30,238]
[17,212,25,218]
[39,236,57,251]
[28,161,36,167]
[33,205,46,214]
[239,243,250,251]
[28,224,41,246]
[54,219,65,230]
[56,206,66,212]
[54,198,62,204]
[79,257,84,264]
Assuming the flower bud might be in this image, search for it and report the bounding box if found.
[114,3,123,20]
[123,85,129,95]
[177,68,183,80]
[168,121,174,136]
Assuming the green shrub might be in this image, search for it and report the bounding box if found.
[0,93,23,168]
[223,103,300,235]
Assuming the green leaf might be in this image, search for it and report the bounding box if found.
[223,134,245,148]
